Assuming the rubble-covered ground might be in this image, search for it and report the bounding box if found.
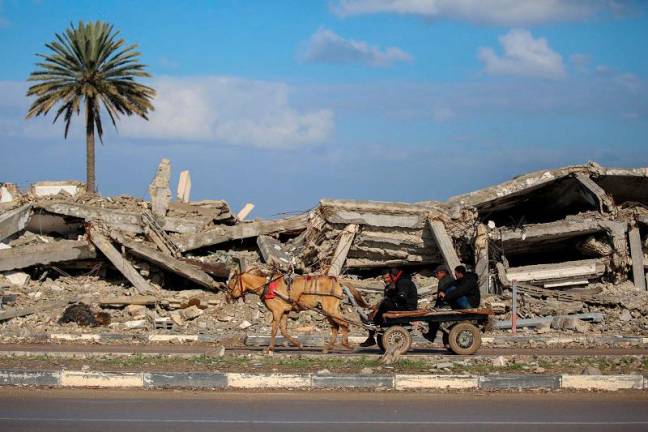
[2,161,648,341]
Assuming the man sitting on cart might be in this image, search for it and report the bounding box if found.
[424,264,481,342]
[439,265,480,310]
[359,268,418,348]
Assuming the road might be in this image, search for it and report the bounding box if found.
[0,388,646,432]
[1,342,646,357]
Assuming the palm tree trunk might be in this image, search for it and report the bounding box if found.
[85,98,96,193]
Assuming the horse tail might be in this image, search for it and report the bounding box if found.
[345,285,370,308]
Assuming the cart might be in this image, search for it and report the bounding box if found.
[370,308,493,355]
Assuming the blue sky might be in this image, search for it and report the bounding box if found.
[1,0,647,216]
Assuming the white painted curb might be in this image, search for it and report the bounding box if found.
[561,375,644,391]
[60,371,144,388]
[395,374,478,390]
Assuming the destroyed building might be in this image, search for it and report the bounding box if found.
[1,161,648,339]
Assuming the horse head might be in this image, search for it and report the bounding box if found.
[227,268,245,299]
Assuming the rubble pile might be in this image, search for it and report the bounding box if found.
[1,160,648,339]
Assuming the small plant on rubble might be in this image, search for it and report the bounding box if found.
[25,21,156,193]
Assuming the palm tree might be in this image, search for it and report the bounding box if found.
[26,21,155,193]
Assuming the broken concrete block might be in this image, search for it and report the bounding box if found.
[574,319,591,333]
[491,356,508,367]
[125,304,147,319]
[327,224,359,276]
[176,170,191,203]
[5,271,30,287]
[257,235,292,270]
[148,159,172,220]
[170,311,185,326]
[236,203,255,221]
[181,305,204,320]
[0,183,19,203]
[619,309,632,322]
[239,320,252,329]
[30,180,83,197]
[0,204,33,242]
[124,319,146,329]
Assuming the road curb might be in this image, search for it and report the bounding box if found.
[0,369,644,391]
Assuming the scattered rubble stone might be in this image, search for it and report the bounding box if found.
[2,162,648,340]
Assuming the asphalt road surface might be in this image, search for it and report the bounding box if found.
[0,388,647,432]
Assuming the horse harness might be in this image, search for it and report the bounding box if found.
[238,271,363,328]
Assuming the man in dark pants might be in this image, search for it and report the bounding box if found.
[440,265,481,310]
[432,264,454,308]
[360,268,418,347]
[423,264,455,343]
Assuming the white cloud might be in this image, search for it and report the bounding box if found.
[119,76,334,149]
[332,0,616,25]
[0,77,334,149]
[300,27,412,67]
[478,29,565,79]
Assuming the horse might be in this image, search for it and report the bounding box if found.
[227,268,369,353]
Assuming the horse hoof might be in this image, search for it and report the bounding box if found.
[264,348,274,356]
[292,343,302,349]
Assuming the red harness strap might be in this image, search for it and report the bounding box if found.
[265,280,278,300]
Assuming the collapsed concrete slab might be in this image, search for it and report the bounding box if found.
[175,214,309,252]
[257,235,292,270]
[0,204,32,242]
[111,233,218,290]
[30,181,84,198]
[87,226,156,296]
[0,239,96,272]
[502,258,608,288]
[37,201,203,234]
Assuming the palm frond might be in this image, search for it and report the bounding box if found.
[26,20,156,135]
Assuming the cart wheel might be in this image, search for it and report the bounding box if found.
[447,322,481,355]
[382,326,412,355]
[377,334,385,352]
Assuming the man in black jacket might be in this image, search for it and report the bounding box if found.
[432,264,454,308]
[359,268,418,347]
[439,265,480,309]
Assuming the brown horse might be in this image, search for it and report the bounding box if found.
[227,269,369,353]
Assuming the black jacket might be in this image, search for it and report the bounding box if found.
[444,272,480,308]
[437,274,454,293]
[386,276,418,311]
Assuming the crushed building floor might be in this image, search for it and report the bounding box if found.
[1,161,648,339]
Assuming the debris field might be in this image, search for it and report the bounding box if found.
[1,160,648,341]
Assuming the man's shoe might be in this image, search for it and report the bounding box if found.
[422,332,436,343]
[359,337,376,347]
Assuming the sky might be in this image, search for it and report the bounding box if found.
[1,0,647,217]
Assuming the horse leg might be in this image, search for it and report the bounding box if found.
[266,308,282,354]
[322,317,339,354]
[280,314,302,348]
[339,320,352,349]
[329,314,353,350]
